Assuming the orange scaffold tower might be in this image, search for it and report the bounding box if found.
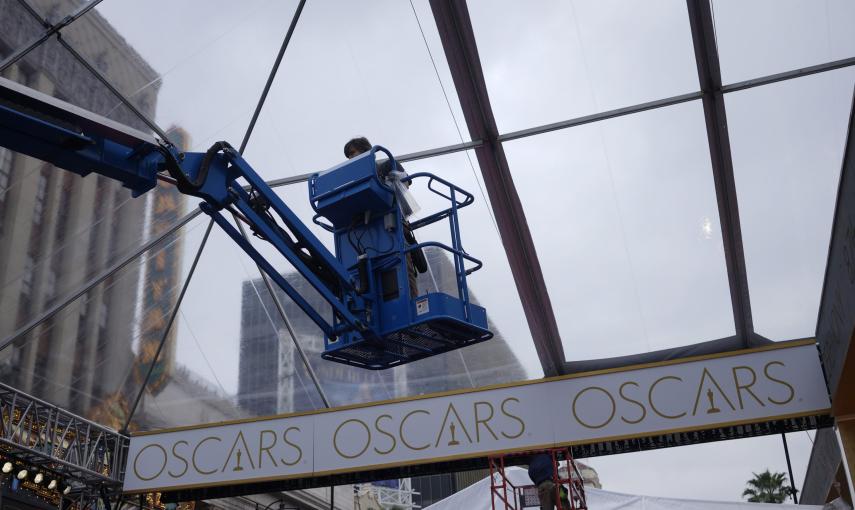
[488,447,587,510]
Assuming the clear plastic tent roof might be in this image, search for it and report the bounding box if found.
[0,0,853,434]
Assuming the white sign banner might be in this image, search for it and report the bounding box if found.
[123,341,830,493]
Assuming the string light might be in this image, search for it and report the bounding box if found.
[0,453,79,500]
[0,456,62,506]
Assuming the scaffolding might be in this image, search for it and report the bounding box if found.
[488,448,586,510]
[354,479,420,510]
[0,381,129,510]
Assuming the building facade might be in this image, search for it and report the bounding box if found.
[801,78,855,506]
[0,0,162,418]
[238,247,527,414]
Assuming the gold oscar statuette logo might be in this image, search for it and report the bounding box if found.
[706,388,721,414]
[233,450,244,471]
[447,422,460,446]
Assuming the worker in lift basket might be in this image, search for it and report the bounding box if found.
[343,137,428,298]
[528,453,570,510]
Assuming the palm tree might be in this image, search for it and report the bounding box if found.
[742,470,790,503]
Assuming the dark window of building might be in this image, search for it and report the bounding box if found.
[32,170,47,225]
[28,168,51,252]
[107,185,125,258]
[70,300,91,411]
[54,173,74,244]
[86,177,108,279]
[93,298,110,400]
[0,147,15,236]
[412,473,457,508]
[20,255,33,298]
[0,147,12,190]
[16,255,34,326]
[33,327,52,378]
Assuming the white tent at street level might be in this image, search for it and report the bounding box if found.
[424,466,839,510]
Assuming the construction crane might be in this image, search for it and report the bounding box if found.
[0,76,492,369]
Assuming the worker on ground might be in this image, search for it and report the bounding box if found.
[528,453,570,510]
[343,137,427,297]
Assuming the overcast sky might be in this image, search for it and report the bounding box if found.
[5,0,855,503]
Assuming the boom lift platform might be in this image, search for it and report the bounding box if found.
[0,76,492,369]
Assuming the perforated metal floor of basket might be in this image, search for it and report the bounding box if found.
[321,318,493,369]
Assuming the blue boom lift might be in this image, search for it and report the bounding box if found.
[0,76,492,369]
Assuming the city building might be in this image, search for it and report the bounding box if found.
[238,247,527,415]
[0,0,160,417]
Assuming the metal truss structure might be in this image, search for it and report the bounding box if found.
[375,479,419,510]
[354,479,420,510]
[0,382,128,489]
[489,447,587,510]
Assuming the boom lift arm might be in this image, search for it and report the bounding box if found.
[0,76,492,369]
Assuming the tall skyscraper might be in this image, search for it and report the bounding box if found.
[0,0,162,419]
[237,247,527,414]
[238,270,400,415]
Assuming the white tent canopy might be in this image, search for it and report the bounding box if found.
[424,467,824,510]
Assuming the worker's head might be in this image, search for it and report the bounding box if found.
[344,137,372,159]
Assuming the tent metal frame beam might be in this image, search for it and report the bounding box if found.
[238,0,306,154]
[497,91,703,144]
[496,55,855,148]
[429,0,565,376]
[686,0,763,346]
[723,55,855,94]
